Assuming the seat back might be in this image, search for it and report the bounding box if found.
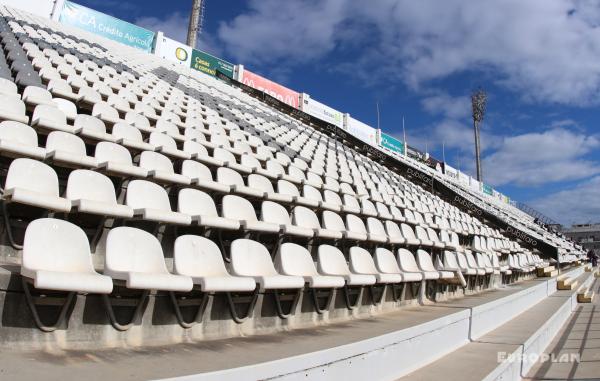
[125,112,151,130]
[139,151,175,174]
[0,121,38,147]
[322,210,345,232]
[66,169,117,204]
[230,239,278,276]
[174,235,228,277]
[46,131,87,156]
[105,227,169,274]
[349,247,378,275]
[278,179,300,197]
[427,228,441,243]
[367,217,386,236]
[397,249,420,272]
[94,141,134,166]
[346,214,367,235]
[416,250,436,271]
[178,188,218,217]
[74,114,105,134]
[317,245,350,276]
[384,220,403,239]
[360,198,377,215]
[23,218,94,273]
[292,206,321,229]
[126,180,172,211]
[401,223,417,240]
[5,158,59,196]
[149,132,177,150]
[156,119,180,136]
[261,201,290,225]
[112,122,144,142]
[374,248,401,273]
[217,167,244,187]
[275,242,318,276]
[248,174,274,193]
[222,195,257,221]
[443,251,459,269]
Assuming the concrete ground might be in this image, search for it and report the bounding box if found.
[0,279,547,381]
[525,278,600,381]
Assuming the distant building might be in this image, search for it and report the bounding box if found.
[562,223,600,253]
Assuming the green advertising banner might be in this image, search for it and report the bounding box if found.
[190,49,234,78]
[482,183,494,195]
[379,132,405,155]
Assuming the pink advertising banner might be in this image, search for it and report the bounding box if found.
[242,70,300,109]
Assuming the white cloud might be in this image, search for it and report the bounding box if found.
[217,0,600,105]
[530,176,600,224]
[481,128,600,187]
[421,94,471,120]
[136,12,223,57]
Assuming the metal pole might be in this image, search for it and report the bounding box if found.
[402,116,407,157]
[187,0,202,48]
[474,119,482,181]
[376,101,380,130]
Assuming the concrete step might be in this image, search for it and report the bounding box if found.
[537,266,556,277]
[557,277,577,290]
[402,271,594,381]
[577,286,595,303]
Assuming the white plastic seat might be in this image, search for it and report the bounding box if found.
[178,188,239,230]
[66,170,133,218]
[139,151,190,185]
[303,185,340,211]
[217,167,264,198]
[277,180,319,207]
[261,201,313,238]
[94,141,148,178]
[0,96,29,124]
[104,227,192,291]
[416,249,454,279]
[317,245,376,285]
[180,160,231,193]
[22,86,54,108]
[53,99,78,122]
[401,223,421,246]
[344,214,370,241]
[3,158,71,212]
[111,122,155,151]
[375,248,422,282]
[465,251,487,275]
[0,121,46,159]
[173,235,255,292]
[366,217,390,243]
[125,180,191,225]
[21,218,113,293]
[248,174,292,203]
[397,248,437,280]
[149,132,190,160]
[350,247,400,284]
[292,206,342,239]
[75,114,115,142]
[31,104,77,134]
[182,140,224,167]
[45,131,97,168]
[213,147,252,174]
[426,228,446,249]
[275,243,344,288]
[230,239,304,290]
[92,102,124,125]
[383,220,407,245]
[222,195,279,233]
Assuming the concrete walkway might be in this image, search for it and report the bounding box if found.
[525,278,600,381]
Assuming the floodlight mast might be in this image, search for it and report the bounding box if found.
[187,0,205,48]
[471,89,487,182]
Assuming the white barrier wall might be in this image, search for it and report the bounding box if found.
[153,32,193,66]
[0,0,61,18]
[344,114,377,146]
[299,93,343,127]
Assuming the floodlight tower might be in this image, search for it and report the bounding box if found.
[471,89,487,182]
[187,0,205,48]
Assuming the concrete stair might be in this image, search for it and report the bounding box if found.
[577,285,595,303]
[537,266,556,277]
[557,274,578,290]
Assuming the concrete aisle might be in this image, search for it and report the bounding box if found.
[525,278,600,381]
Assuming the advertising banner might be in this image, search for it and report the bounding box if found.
[482,183,494,196]
[345,115,377,145]
[154,34,192,66]
[469,177,481,192]
[190,49,234,78]
[457,170,470,186]
[300,94,343,127]
[379,132,405,155]
[59,1,155,52]
[241,69,299,109]
[443,163,459,180]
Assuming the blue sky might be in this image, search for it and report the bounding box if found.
[76,0,600,225]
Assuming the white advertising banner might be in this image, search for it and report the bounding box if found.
[457,170,470,186]
[154,33,192,66]
[444,163,458,180]
[345,114,377,146]
[469,177,481,192]
[300,93,343,127]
